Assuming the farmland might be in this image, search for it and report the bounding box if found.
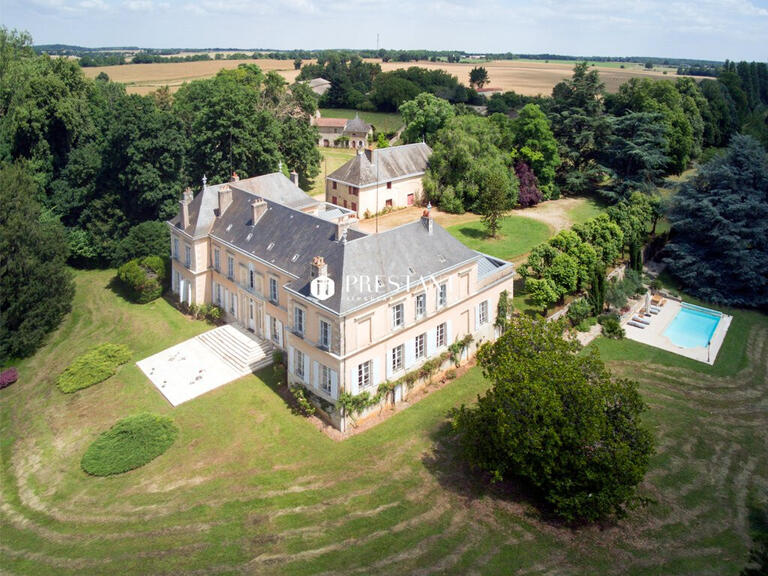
[1,269,765,575]
[82,57,682,96]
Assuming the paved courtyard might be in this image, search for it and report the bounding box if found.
[137,325,272,406]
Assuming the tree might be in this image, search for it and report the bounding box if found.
[293,57,302,70]
[509,104,561,198]
[399,93,455,145]
[0,164,74,359]
[573,214,624,267]
[665,135,768,308]
[526,277,558,315]
[452,316,653,522]
[476,158,517,237]
[514,162,542,207]
[469,66,489,89]
[112,220,170,267]
[588,265,607,315]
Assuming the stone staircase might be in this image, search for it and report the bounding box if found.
[196,324,273,374]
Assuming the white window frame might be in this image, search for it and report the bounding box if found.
[358,360,371,390]
[319,319,331,349]
[173,237,179,260]
[415,333,425,359]
[269,277,279,304]
[248,264,255,289]
[320,364,332,393]
[271,316,279,344]
[227,255,234,280]
[415,293,426,318]
[184,245,192,268]
[479,300,489,325]
[295,349,305,379]
[391,344,403,373]
[294,306,305,336]
[437,283,447,308]
[437,322,446,347]
[214,248,220,272]
[392,303,404,329]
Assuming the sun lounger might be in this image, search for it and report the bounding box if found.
[633,316,651,325]
[627,321,646,329]
[649,307,660,314]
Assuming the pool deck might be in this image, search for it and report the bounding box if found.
[622,297,732,365]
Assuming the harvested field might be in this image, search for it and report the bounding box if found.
[82,57,683,96]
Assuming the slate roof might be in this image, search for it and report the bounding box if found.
[308,78,331,88]
[344,113,371,134]
[327,143,432,187]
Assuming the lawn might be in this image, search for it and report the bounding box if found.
[309,147,357,199]
[565,196,607,225]
[319,108,404,134]
[446,215,552,261]
[1,268,765,575]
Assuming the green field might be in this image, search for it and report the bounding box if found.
[319,108,404,134]
[446,215,552,261]
[565,196,607,225]
[309,147,357,198]
[1,269,766,575]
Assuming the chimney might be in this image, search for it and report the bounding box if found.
[336,215,350,244]
[250,196,267,225]
[364,147,375,163]
[289,170,299,186]
[420,204,433,235]
[231,172,240,182]
[180,187,193,229]
[310,256,327,280]
[218,183,232,216]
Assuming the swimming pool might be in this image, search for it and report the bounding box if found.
[663,303,722,348]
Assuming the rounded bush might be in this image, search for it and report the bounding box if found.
[81,413,178,476]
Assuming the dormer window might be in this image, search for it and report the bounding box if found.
[267,242,275,251]
[291,254,300,263]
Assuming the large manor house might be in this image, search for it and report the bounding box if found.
[169,167,514,430]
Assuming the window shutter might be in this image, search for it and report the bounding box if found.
[313,361,319,388]
[404,338,415,368]
[276,321,283,347]
[427,329,436,357]
[288,345,294,375]
[475,305,480,331]
[446,320,452,345]
[303,354,310,385]
[385,349,394,380]
[372,357,380,388]
[265,314,271,340]
[349,367,359,395]
[330,370,338,399]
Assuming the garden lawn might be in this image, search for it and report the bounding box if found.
[309,147,357,198]
[447,215,552,261]
[1,268,766,575]
[319,108,403,134]
[565,196,606,225]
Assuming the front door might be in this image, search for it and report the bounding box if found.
[248,299,256,332]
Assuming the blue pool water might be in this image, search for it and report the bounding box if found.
[663,304,722,348]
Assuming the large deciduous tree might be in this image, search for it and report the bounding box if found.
[509,103,561,199]
[469,66,489,89]
[0,164,75,359]
[452,316,653,523]
[399,92,455,145]
[665,135,768,309]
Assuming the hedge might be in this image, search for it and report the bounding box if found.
[81,413,178,476]
[117,255,167,304]
[56,343,131,393]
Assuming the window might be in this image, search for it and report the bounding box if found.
[343,199,348,208]
[415,334,426,359]
[319,319,331,349]
[269,277,279,304]
[392,303,404,329]
[479,300,489,325]
[358,360,371,390]
[295,349,305,379]
[320,365,332,393]
[437,283,447,308]
[229,291,237,316]
[214,282,222,305]
[294,306,305,336]
[226,256,234,280]
[437,323,446,347]
[173,237,179,259]
[249,265,255,289]
[391,344,403,373]
[332,196,337,204]
[415,293,426,318]
[271,316,279,344]
[385,199,392,207]
[351,202,357,212]
[214,248,220,272]
[184,245,191,268]
[332,181,337,190]
[350,186,358,196]
[386,181,392,189]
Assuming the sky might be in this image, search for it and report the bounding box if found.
[3,0,768,61]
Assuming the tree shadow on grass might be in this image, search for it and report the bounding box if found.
[455,226,493,241]
[107,275,136,303]
[421,418,567,527]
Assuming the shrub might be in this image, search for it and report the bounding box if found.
[205,305,222,323]
[117,255,167,304]
[598,314,625,339]
[445,369,457,380]
[272,349,285,366]
[0,367,19,389]
[57,344,131,393]
[567,298,593,326]
[290,385,316,417]
[575,317,598,332]
[81,413,178,476]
